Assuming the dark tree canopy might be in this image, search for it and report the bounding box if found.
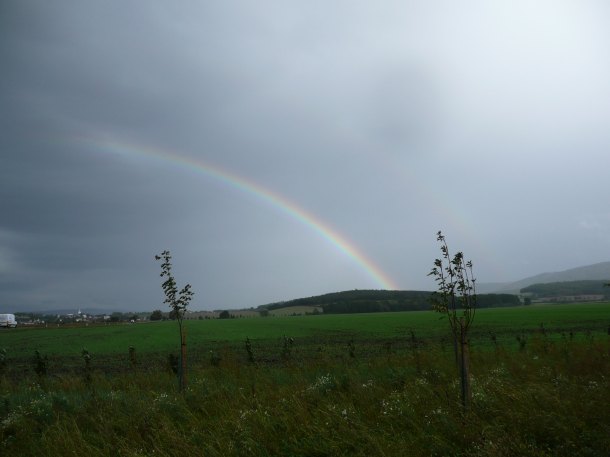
[150,310,163,321]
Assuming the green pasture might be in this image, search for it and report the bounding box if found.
[1,302,609,359]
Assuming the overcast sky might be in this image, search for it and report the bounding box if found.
[1,1,610,312]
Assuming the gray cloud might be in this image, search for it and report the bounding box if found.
[1,0,610,312]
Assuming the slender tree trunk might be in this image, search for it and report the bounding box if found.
[180,331,187,391]
[459,318,471,411]
[177,322,187,392]
[452,327,459,368]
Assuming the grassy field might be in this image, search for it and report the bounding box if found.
[0,303,609,456]
[1,303,609,360]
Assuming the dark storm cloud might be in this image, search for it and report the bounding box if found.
[1,1,610,312]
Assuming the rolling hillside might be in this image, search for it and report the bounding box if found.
[258,261,610,315]
[259,290,520,314]
[477,261,610,294]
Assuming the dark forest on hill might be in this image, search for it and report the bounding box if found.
[260,290,521,314]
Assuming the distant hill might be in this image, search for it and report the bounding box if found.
[260,261,610,315]
[477,261,610,294]
[520,280,610,299]
[259,290,520,314]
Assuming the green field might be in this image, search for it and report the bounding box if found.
[1,303,609,456]
[1,302,608,360]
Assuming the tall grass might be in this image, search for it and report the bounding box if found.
[1,334,608,456]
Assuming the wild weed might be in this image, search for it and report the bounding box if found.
[281,335,294,362]
[245,337,255,364]
[32,350,48,380]
[0,348,6,378]
[128,346,137,369]
[81,348,92,385]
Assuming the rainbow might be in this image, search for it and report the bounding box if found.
[79,136,399,290]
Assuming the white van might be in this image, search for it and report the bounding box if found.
[0,314,17,328]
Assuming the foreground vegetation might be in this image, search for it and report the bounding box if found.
[1,303,609,456]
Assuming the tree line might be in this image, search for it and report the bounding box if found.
[259,290,520,314]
